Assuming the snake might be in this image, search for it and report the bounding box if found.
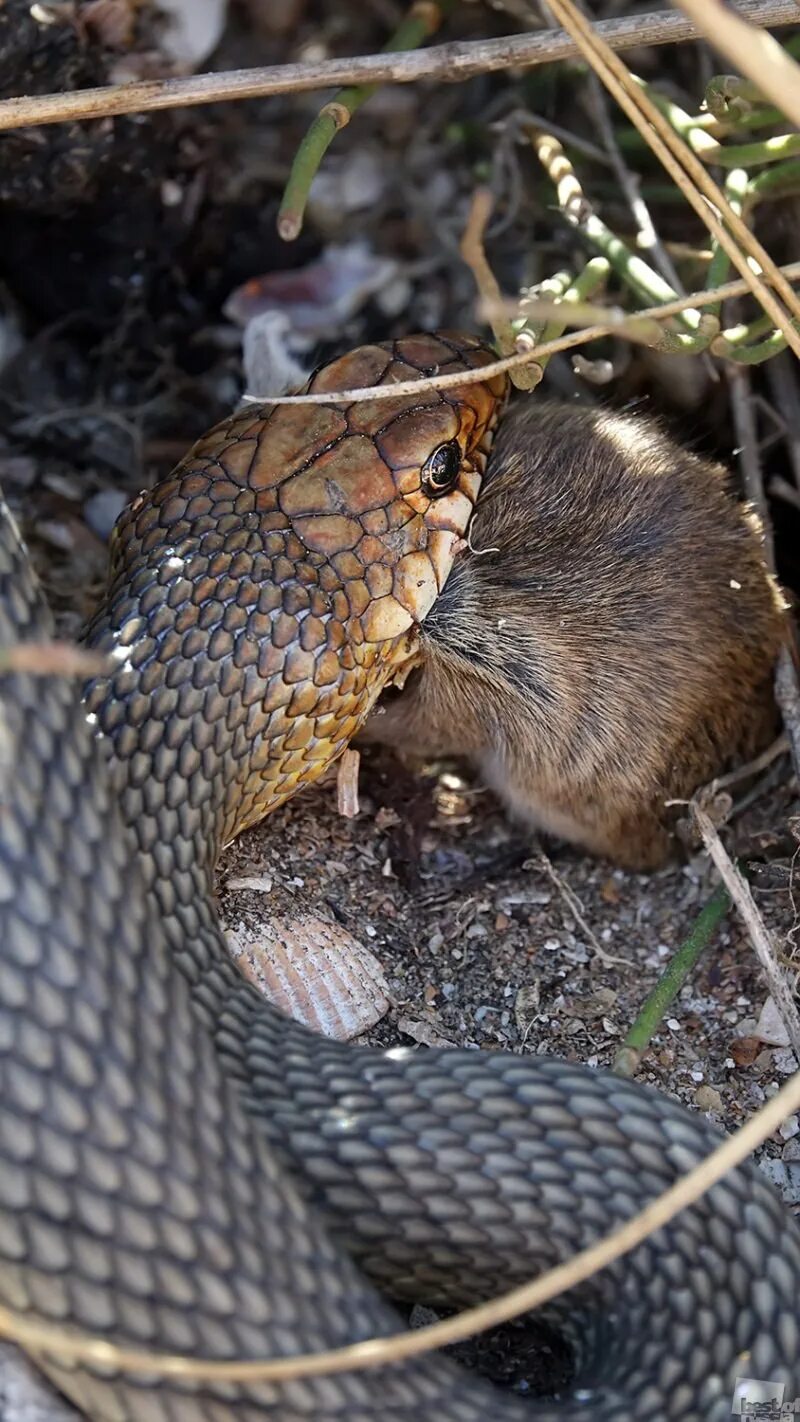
[0,329,798,1422]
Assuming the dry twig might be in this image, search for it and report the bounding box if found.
[0,2,794,131]
[692,804,800,1057]
[459,189,522,373]
[0,643,110,678]
[239,258,800,407]
[535,852,631,966]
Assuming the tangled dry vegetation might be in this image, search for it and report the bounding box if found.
[1,0,800,1388]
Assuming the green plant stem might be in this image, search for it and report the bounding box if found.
[705,168,748,315]
[277,0,454,241]
[747,158,800,208]
[704,132,800,167]
[636,79,797,168]
[517,258,610,376]
[713,323,793,362]
[532,129,715,350]
[613,884,730,1078]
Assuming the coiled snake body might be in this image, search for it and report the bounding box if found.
[0,332,798,1422]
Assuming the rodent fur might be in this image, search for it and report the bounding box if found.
[363,398,788,870]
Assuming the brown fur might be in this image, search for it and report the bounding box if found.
[362,399,788,870]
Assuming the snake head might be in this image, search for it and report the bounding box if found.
[266,331,510,645]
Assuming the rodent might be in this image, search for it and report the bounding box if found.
[361,397,788,870]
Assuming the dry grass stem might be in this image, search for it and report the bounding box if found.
[707,733,789,794]
[692,804,800,1057]
[239,258,800,408]
[0,643,110,678]
[0,2,795,132]
[535,852,631,965]
[459,188,538,388]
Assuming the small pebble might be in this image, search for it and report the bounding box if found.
[758,1158,800,1207]
[779,1114,800,1141]
[84,488,128,541]
[694,1085,723,1114]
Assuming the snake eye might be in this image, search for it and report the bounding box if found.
[420,440,462,499]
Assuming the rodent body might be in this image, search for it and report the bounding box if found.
[364,398,787,869]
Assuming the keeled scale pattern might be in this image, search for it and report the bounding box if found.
[0,333,797,1422]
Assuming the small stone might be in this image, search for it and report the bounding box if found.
[773,1048,799,1076]
[755,996,792,1047]
[694,1085,723,1114]
[779,1114,799,1141]
[84,488,128,541]
[758,1158,800,1206]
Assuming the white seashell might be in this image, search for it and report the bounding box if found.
[225,914,390,1041]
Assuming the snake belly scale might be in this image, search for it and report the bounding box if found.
[0,331,797,1422]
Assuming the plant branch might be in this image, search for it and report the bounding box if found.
[0,1,795,132]
[613,884,730,1078]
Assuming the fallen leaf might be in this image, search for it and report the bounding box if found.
[730,1035,763,1067]
[396,1015,457,1048]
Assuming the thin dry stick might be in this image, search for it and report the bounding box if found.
[544,0,800,358]
[708,732,789,794]
[0,1,795,132]
[672,0,800,129]
[459,188,520,367]
[535,852,631,966]
[2,1066,799,1379]
[241,258,800,408]
[0,643,110,677]
[693,804,800,1056]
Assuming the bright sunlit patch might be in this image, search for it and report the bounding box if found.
[383,1045,414,1063]
[326,1109,357,1134]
